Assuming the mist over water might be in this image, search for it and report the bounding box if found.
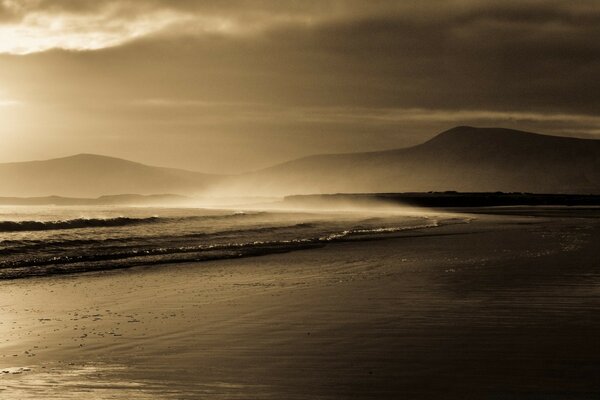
[0,201,462,279]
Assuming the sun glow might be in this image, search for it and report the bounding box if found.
[0,90,20,106]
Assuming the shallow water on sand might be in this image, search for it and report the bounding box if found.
[1,210,599,399]
[1,362,267,400]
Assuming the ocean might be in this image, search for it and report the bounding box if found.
[2,207,599,399]
[0,205,454,279]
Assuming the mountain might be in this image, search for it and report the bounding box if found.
[2,127,599,198]
[213,126,600,195]
[0,154,218,197]
[0,194,191,206]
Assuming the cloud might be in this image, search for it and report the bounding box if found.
[127,99,600,126]
[5,0,595,56]
[2,1,598,113]
[0,1,193,54]
[0,0,371,54]
[2,1,598,115]
[119,97,600,142]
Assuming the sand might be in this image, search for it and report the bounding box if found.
[1,211,599,399]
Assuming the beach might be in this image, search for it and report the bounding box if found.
[1,210,599,399]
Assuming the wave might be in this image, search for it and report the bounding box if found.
[181,222,317,239]
[0,211,266,233]
[0,216,162,232]
[318,221,439,241]
[0,222,318,252]
[0,237,323,272]
[0,219,453,279]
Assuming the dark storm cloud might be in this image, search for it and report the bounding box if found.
[292,5,600,114]
[3,0,599,114]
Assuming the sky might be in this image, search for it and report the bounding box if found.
[0,0,599,173]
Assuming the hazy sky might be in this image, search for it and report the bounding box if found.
[1,0,599,173]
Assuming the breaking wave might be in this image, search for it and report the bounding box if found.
[0,212,264,232]
[0,219,451,279]
[0,217,162,232]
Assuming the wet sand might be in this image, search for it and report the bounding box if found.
[1,211,600,399]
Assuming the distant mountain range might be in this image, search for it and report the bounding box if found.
[0,194,191,206]
[1,126,599,197]
[216,126,600,195]
[0,153,218,197]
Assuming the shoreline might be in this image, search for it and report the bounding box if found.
[284,192,600,208]
[1,211,599,399]
[0,212,460,280]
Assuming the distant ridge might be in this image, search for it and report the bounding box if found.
[0,194,190,206]
[284,192,600,208]
[215,126,600,195]
[1,127,599,197]
[0,154,218,197]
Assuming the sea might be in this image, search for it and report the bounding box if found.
[0,205,457,279]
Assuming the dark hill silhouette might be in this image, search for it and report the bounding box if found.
[2,127,599,197]
[0,154,218,197]
[215,126,600,195]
